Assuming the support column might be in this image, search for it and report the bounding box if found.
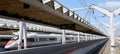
[85,34,87,41]
[18,22,23,50]
[62,29,65,44]
[94,36,96,40]
[91,35,93,40]
[98,36,99,39]
[96,36,98,40]
[77,32,80,42]
[93,36,95,40]
[95,36,97,40]
[110,13,115,54]
[87,35,89,41]
[23,22,27,49]
[90,35,92,40]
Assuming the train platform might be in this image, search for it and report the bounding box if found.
[115,39,120,54]
[0,39,108,54]
[64,39,107,54]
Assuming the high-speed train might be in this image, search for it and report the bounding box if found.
[5,34,78,49]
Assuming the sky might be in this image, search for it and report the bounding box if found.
[57,0,120,36]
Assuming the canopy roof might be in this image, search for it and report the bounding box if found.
[0,0,105,36]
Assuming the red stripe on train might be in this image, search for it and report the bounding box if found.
[6,40,16,46]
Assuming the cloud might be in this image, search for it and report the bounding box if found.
[105,1,120,7]
[99,1,120,8]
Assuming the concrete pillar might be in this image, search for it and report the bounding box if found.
[85,34,87,41]
[18,21,27,50]
[62,29,65,44]
[23,22,27,49]
[90,35,93,40]
[18,22,23,50]
[92,35,93,40]
[109,13,115,54]
[95,36,97,40]
[77,32,80,42]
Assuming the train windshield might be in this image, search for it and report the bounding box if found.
[11,36,18,40]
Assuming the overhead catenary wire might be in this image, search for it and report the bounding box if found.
[82,0,89,6]
[65,0,108,33]
[79,0,106,26]
[70,0,104,30]
[87,8,108,32]
[83,9,90,20]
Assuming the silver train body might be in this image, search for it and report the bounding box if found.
[5,34,78,49]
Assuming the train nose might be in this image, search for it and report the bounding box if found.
[5,40,16,49]
[5,45,10,49]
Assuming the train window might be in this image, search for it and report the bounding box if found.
[0,38,10,41]
[11,37,18,40]
[39,38,47,41]
[72,37,74,40]
[49,38,56,41]
[27,38,35,42]
[66,37,70,40]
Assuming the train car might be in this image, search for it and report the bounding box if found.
[4,34,77,50]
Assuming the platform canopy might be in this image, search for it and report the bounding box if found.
[0,0,106,36]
